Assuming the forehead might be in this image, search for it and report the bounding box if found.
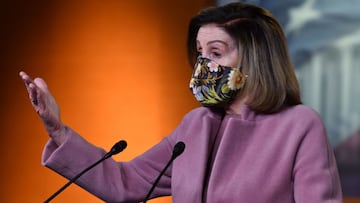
[196,24,234,46]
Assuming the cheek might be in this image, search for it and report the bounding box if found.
[221,53,241,68]
[219,46,241,68]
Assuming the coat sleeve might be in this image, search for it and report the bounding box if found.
[42,126,180,203]
[292,111,343,203]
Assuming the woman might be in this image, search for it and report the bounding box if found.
[19,2,342,202]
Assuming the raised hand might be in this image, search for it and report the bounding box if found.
[19,71,67,145]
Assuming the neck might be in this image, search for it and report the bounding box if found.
[225,96,247,115]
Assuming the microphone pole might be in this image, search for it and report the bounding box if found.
[44,140,127,203]
[143,141,185,203]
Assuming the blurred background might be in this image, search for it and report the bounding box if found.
[0,0,358,202]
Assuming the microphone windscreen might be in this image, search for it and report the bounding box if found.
[172,141,185,159]
[111,140,127,155]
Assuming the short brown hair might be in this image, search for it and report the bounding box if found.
[187,2,301,113]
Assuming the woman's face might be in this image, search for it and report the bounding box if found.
[196,23,241,68]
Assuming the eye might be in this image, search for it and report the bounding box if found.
[213,52,221,57]
[210,52,222,59]
[208,46,224,59]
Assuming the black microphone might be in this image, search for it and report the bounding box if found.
[143,141,185,203]
[44,140,127,203]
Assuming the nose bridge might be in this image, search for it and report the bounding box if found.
[200,53,213,62]
[199,48,208,59]
[199,44,212,59]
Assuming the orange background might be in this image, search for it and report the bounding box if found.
[1,0,358,203]
[0,1,208,202]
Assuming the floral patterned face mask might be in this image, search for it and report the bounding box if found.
[189,56,247,107]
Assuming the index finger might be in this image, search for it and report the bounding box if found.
[19,71,34,85]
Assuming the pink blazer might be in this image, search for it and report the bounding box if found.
[42,105,342,202]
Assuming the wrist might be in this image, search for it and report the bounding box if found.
[49,124,67,146]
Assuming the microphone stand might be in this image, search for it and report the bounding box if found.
[143,141,185,203]
[44,140,127,203]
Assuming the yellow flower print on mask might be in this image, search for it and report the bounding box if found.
[227,69,246,90]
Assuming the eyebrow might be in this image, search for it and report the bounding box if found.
[206,40,228,46]
[196,40,229,48]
